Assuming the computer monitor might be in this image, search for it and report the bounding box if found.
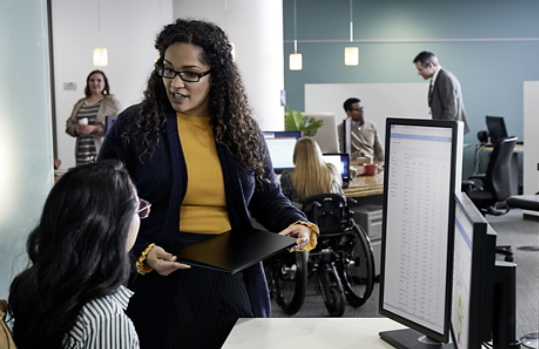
[262,131,302,173]
[379,118,464,349]
[322,153,350,188]
[485,116,508,144]
[451,192,496,349]
[338,117,351,156]
[303,112,340,153]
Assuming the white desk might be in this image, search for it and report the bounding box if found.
[223,318,406,348]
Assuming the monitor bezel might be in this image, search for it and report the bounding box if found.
[379,118,460,343]
[262,131,302,173]
[450,192,496,349]
[322,152,350,180]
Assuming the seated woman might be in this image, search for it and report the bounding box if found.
[8,160,144,348]
[280,137,344,207]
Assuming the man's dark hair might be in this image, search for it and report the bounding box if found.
[413,51,439,68]
[343,98,360,111]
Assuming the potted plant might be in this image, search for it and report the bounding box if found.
[284,107,324,137]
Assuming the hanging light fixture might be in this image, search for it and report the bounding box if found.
[344,0,359,66]
[93,0,108,66]
[93,47,108,66]
[289,0,302,70]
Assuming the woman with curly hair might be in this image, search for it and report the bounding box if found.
[280,137,343,207]
[8,160,145,348]
[98,18,318,348]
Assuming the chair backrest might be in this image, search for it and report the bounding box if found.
[486,136,517,201]
[301,193,350,234]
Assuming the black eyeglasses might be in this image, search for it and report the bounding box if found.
[156,66,211,82]
[349,106,365,112]
[137,199,151,219]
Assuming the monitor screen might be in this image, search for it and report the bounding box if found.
[379,118,463,347]
[485,116,508,144]
[263,131,302,173]
[451,192,496,349]
[303,112,339,153]
[322,153,350,187]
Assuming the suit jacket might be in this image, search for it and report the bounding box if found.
[429,68,470,134]
[98,104,307,320]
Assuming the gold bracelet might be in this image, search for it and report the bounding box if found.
[290,221,319,252]
[135,243,155,275]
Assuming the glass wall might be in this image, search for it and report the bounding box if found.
[0,0,54,298]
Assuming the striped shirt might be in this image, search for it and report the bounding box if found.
[63,286,139,349]
[76,100,101,166]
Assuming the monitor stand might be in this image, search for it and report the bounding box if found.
[380,329,454,349]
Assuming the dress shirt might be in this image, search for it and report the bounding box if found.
[63,286,139,349]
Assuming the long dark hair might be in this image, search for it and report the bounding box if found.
[84,69,110,97]
[124,18,266,179]
[8,160,138,348]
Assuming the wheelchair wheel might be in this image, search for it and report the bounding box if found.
[271,251,308,315]
[318,262,345,317]
[337,224,375,307]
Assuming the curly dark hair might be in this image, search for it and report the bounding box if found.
[8,160,138,348]
[125,18,265,179]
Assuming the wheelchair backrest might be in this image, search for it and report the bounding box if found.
[302,193,350,234]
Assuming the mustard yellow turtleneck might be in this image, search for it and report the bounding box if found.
[177,113,231,234]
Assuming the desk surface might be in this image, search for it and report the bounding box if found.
[344,172,384,198]
[223,318,406,348]
[481,144,524,153]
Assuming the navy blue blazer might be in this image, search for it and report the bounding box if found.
[98,104,307,317]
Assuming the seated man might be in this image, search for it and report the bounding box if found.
[337,98,384,161]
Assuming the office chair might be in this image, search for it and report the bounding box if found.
[464,136,518,215]
[302,193,375,317]
[464,136,518,262]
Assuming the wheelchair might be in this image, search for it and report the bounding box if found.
[265,193,375,317]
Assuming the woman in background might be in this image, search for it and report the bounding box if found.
[66,70,122,165]
[8,160,145,348]
[280,137,343,207]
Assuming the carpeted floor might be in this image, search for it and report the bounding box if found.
[270,209,539,340]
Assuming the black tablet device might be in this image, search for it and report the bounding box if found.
[177,228,297,274]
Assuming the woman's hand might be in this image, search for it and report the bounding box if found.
[278,224,311,252]
[146,245,190,276]
[75,124,99,135]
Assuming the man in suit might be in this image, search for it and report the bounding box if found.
[337,98,384,161]
[413,51,470,134]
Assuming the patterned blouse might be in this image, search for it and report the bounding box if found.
[63,286,139,349]
[76,100,102,166]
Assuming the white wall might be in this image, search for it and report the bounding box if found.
[173,0,285,131]
[305,83,430,147]
[52,0,173,169]
[0,0,54,297]
[523,81,539,194]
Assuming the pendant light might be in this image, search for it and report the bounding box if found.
[344,0,359,66]
[289,0,302,70]
[93,0,108,66]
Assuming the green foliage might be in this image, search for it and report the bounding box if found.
[284,107,324,137]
